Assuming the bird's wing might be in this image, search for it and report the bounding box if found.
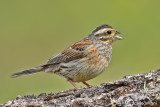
[42,39,91,66]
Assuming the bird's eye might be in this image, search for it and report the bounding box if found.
[107,30,112,34]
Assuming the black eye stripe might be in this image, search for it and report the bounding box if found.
[94,30,112,36]
[100,37,110,41]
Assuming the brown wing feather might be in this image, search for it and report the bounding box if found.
[42,39,91,66]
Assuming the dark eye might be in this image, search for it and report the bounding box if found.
[107,30,112,34]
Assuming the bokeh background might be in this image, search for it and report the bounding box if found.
[0,0,160,103]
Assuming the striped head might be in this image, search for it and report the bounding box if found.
[89,24,123,45]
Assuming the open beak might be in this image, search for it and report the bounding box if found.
[115,30,123,40]
[115,30,122,34]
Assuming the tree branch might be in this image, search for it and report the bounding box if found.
[1,69,160,107]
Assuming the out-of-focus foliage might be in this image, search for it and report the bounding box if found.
[0,0,159,103]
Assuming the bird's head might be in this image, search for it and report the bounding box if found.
[89,24,123,45]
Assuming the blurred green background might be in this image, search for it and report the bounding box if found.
[0,0,160,103]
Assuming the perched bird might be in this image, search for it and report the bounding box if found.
[11,24,123,89]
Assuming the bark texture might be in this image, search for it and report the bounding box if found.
[1,69,160,107]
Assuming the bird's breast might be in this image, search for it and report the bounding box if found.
[52,44,112,82]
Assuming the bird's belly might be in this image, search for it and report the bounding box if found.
[57,57,109,82]
[70,68,104,82]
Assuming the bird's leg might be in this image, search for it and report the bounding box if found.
[82,81,90,87]
[68,80,79,89]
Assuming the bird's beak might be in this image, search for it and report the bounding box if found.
[115,30,123,40]
[115,30,122,34]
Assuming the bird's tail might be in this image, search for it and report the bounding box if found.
[11,66,46,78]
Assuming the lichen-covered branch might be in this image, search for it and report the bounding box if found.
[1,69,160,107]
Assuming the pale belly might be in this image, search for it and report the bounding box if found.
[55,56,109,82]
[69,67,105,82]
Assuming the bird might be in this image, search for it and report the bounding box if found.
[11,24,123,89]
